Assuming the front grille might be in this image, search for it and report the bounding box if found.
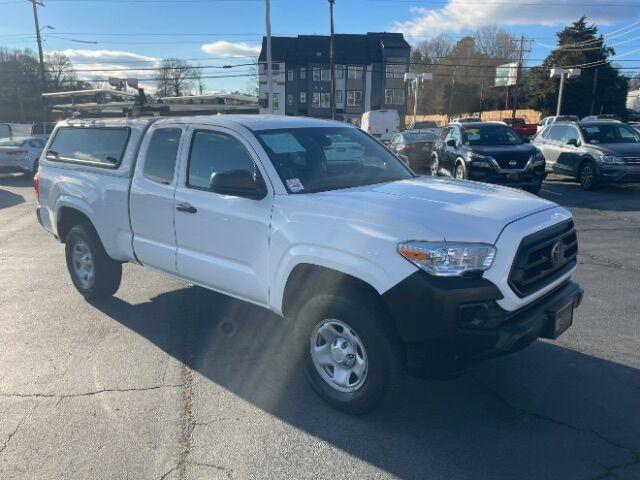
[623,157,640,165]
[495,157,528,169]
[509,220,578,298]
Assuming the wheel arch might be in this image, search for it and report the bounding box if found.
[56,204,95,243]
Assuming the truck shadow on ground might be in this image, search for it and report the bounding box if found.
[92,285,640,480]
[0,188,24,210]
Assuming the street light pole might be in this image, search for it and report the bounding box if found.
[329,0,336,121]
[265,0,274,114]
[550,67,580,117]
[556,73,565,116]
[30,0,47,120]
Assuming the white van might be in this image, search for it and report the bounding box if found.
[361,109,400,143]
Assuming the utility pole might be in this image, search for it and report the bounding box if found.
[590,69,599,115]
[328,0,336,120]
[447,69,456,122]
[479,79,484,119]
[265,0,274,114]
[511,34,525,120]
[30,0,47,120]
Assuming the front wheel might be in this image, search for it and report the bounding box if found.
[578,160,598,190]
[454,160,467,179]
[295,293,401,414]
[65,223,122,299]
[430,154,439,176]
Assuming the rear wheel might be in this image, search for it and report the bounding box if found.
[65,223,122,299]
[30,158,39,177]
[578,160,598,190]
[295,293,401,414]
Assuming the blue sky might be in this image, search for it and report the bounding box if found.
[2,0,640,93]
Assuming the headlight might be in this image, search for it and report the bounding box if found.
[466,152,495,168]
[397,241,496,277]
[528,151,545,167]
[597,155,625,165]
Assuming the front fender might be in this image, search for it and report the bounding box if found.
[269,243,416,315]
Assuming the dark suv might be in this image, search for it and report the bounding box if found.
[532,120,640,190]
[431,121,546,193]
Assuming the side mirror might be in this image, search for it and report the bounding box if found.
[209,169,267,200]
[446,139,457,147]
[522,137,531,143]
[566,138,579,147]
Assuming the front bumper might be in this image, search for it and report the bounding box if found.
[468,165,546,187]
[382,272,583,376]
[597,164,640,183]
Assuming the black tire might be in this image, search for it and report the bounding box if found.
[430,154,439,176]
[295,293,401,414]
[523,181,542,194]
[454,160,467,179]
[578,160,598,191]
[65,223,122,299]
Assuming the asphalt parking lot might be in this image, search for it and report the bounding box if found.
[1,173,639,480]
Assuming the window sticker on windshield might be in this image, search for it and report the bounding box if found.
[286,178,304,192]
[465,129,481,141]
[261,133,306,154]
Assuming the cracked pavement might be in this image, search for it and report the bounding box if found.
[1,173,639,479]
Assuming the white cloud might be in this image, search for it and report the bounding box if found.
[392,0,638,37]
[200,40,260,57]
[55,49,161,89]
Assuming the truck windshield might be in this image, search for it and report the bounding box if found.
[463,125,523,146]
[254,127,414,193]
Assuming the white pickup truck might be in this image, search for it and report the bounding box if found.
[35,115,583,413]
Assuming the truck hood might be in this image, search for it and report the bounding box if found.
[316,176,556,244]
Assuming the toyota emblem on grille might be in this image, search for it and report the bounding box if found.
[550,240,565,267]
[509,160,518,167]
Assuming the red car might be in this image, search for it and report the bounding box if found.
[501,117,537,137]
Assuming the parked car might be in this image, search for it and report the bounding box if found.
[532,120,640,190]
[431,121,546,193]
[0,136,46,176]
[361,109,400,143]
[501,117,537,137]
[30,122,57,139]
[0,123,12,140]
[451,117,481,123]
[36,115,583,413]
[388,130,438,172]
[406,120,440,130]
[537,115,579,133]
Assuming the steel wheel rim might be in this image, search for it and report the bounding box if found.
[581,164,594,188]
[431,156,438,175]
[309,319,368,393]
[455,165,464,178]
[72,240,94,288]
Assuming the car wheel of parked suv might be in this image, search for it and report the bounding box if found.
[65,223,122,299]
[454,161,467,179]
[578,160,598,190]
[430,154,439,176]
[295,292,401,414]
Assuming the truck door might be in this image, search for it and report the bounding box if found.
[173,125,272,306]
[130,124,185,273]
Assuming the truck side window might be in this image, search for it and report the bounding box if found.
[143,128,182,185]
[187,131,258,190]
[48,127,129,166]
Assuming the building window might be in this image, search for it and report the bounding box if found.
[272,93,280,110]
[384,88,405,105]
[300,91,306,103]
[287,94,293,105]
[347,90,362,107]
[385,63,406,79]
[300,68,306,79]
[288,70,293,81]
[313,92,331,108]
[313,68,321,81]
[336,65,344,79]
[336,90,343,104]
[272,63,280,71]
[347,66,364,80]
[321,68,331,81]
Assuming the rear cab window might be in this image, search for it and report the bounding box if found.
[47,127,130,168]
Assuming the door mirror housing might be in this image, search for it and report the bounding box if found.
[446,139,457,147]
[566,138,579,147]
[209,170,267,200]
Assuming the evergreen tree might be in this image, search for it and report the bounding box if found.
[524,17,628,117]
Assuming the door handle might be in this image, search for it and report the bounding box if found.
[176,202,197,214]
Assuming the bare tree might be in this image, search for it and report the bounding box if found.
[192,64,205,95]
[44,52,77,91]
[245,60,259,96]
[156,58,196,97]
[412,34,454,64]
[474,26,519,62]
